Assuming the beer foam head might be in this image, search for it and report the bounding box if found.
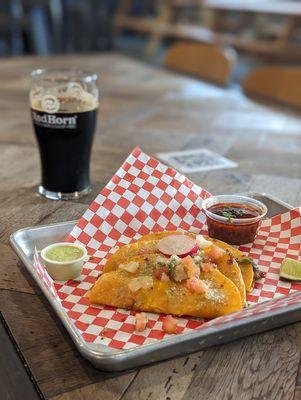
[30,70,99,113]
[30,91,98,114]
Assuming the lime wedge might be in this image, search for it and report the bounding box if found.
[280,258,301,281]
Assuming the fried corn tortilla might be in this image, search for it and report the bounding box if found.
[103,231,248,304]
[88,254,243,318]
[141,231,254,293]
[211,238,254,292]
[104,240,159,273]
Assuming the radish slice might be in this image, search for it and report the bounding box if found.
[157,235,198,258]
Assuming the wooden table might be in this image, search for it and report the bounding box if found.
[1,53,301,400]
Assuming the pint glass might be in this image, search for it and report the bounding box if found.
[30,69,98,200]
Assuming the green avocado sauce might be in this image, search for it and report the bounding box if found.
[45,246,83,262]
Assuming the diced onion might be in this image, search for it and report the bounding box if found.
[128,276,153,292]
[119,261,139,273]
[173,264,188,282]
[196,235,212,249]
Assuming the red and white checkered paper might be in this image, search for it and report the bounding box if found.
[33,147,301,350]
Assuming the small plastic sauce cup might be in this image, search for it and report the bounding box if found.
[202,195,267,245]
[40,242,88,281]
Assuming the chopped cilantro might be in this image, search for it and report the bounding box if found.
[221,211,233,222]
[168,263,176,278]
[220,208,249,222]
[193,255,202,267]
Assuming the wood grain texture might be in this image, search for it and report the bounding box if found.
[121,325,301,400]
[0,242,34,294]
[0,289,136,399]
[50,375,138,400]
[0,53,300,399]
[0,314,41,400]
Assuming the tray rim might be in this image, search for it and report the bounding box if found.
[9,192,299,370]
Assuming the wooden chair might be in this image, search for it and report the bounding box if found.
[114,0,301,62]
[114,0,203,58]
[242,66,301,109]
[165,41,236,86]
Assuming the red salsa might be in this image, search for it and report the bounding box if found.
[209,204,260,220]
[206,203,262,245]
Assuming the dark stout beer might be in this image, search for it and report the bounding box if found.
[31,97,97,195]
[30,69,98,200]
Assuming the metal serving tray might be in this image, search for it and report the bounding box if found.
[10,192,300,371]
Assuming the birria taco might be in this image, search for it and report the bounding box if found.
[87,231,255,318]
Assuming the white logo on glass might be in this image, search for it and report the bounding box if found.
[41,95,60,113]
[67,82,83,97]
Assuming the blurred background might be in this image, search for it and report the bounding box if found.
[1,0,301,85]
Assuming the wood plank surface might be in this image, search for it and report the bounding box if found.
[121,324,301,400]
[0,53,301,400]
[0,313,41,400]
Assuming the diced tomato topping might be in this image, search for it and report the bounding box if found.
[162,265,169,275]
[135,312,148,332]
[162,315,178,334]
[206,245,225,261]
[161,272,170,282]
[173,263,188,282]
[201,262,215,273]
[182,256,200,278]
[153,268,162,280]
[153,268,171,281]
[186,277,208,294]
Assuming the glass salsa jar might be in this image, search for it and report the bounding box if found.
[202,195,267,245]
